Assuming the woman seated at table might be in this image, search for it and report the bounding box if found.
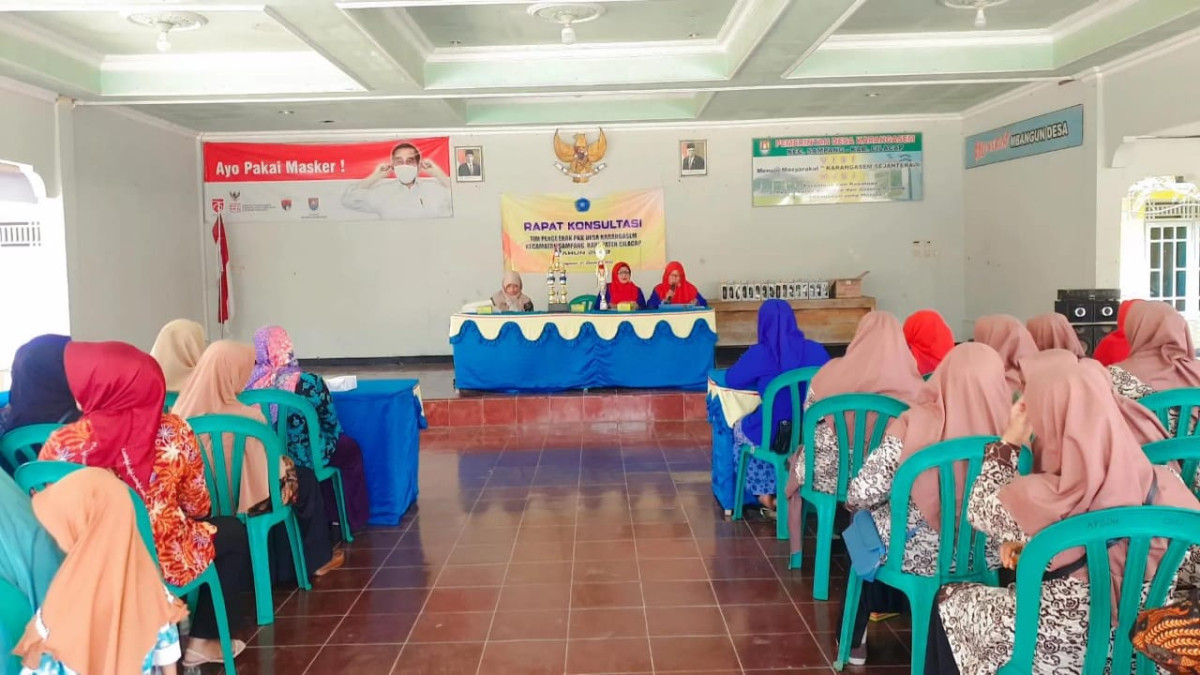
[15,468,187,675]
[598,262,646,309]
[1025,312,1085,356]
[903,310,955,377]
[647,261,707,309]
[247,325,369,540]
[789,312,924,546]
[37,341,250,667]
[175,339,338,581]
[150,319,207,391]
[1093,299,1139,366]
[726,299,830,516]
[973,315,1038,394]
[928,359,1200,675]
[0,335,80,439]
[842,343,1010,665]
[492,271,533,312]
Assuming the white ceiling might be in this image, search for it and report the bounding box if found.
[0,0,1196,133]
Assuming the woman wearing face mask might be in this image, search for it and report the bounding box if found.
[491,271,533,312]
[598,262,647,310]
[647,261,707,309]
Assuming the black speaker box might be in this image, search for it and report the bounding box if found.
[1073,325,1096,356]
[1056,288,1121,302]
[1055,299,1095,324]
[1095,300,1120,323]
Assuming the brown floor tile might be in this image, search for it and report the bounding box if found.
[497,582,573,611]
[350,589,430,615]
[510,540,576,563]
[408,611,494,643]
[446,543,514,565]
[639,558,710,582]
[275,590,360,617]
[568,607,649,639]
[342,547,397,568]
[505,561,574,585]
[572,581,645,609]
[721,603,809,635]
[813,629,911,667]
[711,578,794,605]
[394,642,485,674]
[645,606,728,637]
[489,609,570,641]
[731,631,829,669]
[422,586,501,613]
[574,558,641,583]
[312,567,377,591]
[705,555,780,579]
[796,601,849,634]
[641,580,718,607]
[385,546,450,568]
[248,615,343,647]
[434,563,509,587]
[575,539,637,561]
[516,525,577,543]
[635,538,701,559]
[229,646,319,675]
[575,523,635,542]
[633,522,694,539]
[650,636,742,672]
[327,613,419,644]
[566,637,654,674]
[307,644,402,674]
[479,640,567,675]
[369,566,439,589]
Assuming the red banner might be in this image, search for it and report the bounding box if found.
[202,138,453,222]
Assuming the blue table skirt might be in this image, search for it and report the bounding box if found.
[707,370,759,512]
[451,319,716,392]
[0,391,7,407]
[331,379,426,526]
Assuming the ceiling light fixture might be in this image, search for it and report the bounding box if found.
[866,92,880,98]
[688,32,700,38]
[278,110,295,115]
[528,3,605,46]
[937,0,1009,30]
[126,11,208,53]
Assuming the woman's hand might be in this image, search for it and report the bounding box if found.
[1001,398,1032,447]
[1000,541,1025,569]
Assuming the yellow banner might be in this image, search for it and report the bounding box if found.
[501,189,666,272]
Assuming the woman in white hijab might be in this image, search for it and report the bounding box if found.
[491,271,533,312]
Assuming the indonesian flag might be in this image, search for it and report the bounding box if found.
[212,214,233,324]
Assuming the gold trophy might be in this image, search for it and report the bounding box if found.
[594,242,609,311]
[547,245,569,312]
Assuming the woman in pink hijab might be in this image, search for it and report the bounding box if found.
[1026,313,1085,357]
[841,343,1011,665]
[931,359,1200,675]
[973,315,1038,394]
[1110,301,1200,398]
[786,312,923,559]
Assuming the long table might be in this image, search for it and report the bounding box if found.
[710,297,877,346]
[330,379,425,526]
[449,309,717,392]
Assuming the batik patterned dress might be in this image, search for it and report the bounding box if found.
[792,388,844,496]
[937,441,1194,675]
[285,373,343,470]
[39,414,216,587]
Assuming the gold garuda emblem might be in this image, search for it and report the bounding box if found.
[553,128,607,183]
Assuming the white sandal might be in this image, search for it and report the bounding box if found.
[181,639,245,667]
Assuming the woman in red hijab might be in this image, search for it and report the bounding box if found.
[903,310,955,376]
[598,261,646,309]
[647,261,707,309]
[1093,299,1139,366]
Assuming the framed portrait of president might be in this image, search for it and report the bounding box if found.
[455,146,484,183]
[680,140,707,177]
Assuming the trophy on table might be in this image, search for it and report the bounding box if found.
[594,242,609,310]
[546,245,569,312]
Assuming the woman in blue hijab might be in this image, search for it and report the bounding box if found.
[726,299,831,514]
[0,335,80,438]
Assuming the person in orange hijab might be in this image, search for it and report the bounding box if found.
[647,261,707,309]
[15,468,187,675]
[903,310,955,376]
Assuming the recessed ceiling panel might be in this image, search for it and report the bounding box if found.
[839,0,1101,34]
[14,9,308,55]
[698,82,1021,119]
[406,0,736,47]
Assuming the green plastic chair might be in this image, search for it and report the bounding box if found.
[1138,387,1200,438]
[997,505,1200,674]
[0,424,60,475]
[14,461,238,674]
[732,366,821,541]
[0,578,32,675]
[163,391,179,413]
[1143,436,1200,498]
[186,414,310,626]
[238,388,353,543]
[570,294,596,310]
[794,393,909,601]
[834,435,1003,673]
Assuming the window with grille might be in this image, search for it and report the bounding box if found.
[1146,201,1200,314]
[0,220,42,247]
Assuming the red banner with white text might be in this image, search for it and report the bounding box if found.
[203,138,453,223]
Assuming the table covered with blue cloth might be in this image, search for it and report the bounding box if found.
[449,309,717,392]
[707,369,763,513]
[330,379,425,526]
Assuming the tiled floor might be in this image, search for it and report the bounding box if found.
[220,421,912,674]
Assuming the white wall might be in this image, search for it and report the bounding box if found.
[65,107,205,348]
[0,82,56,193]
[218,118,966,357]
[961,80,1099,329]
